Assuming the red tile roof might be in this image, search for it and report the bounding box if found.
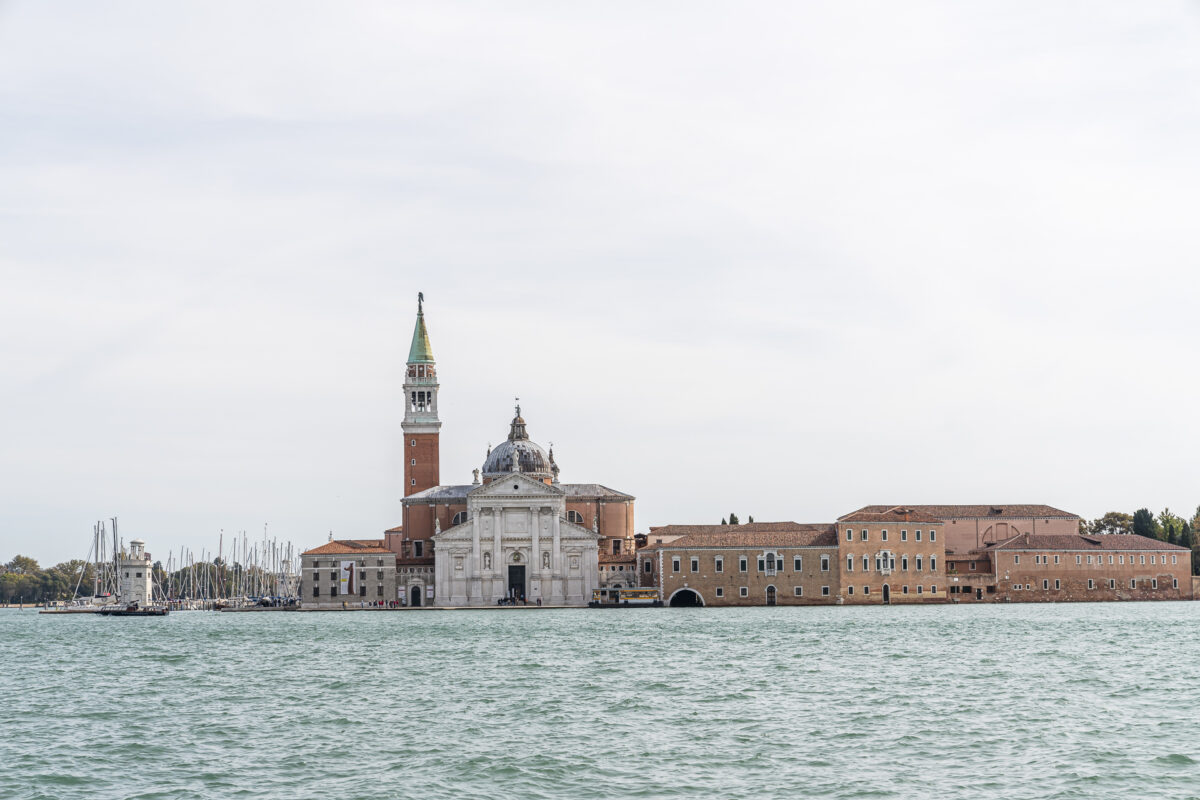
[986,534,1188,552]
[642,524,838,550]
[302,539,393,556]
[852,504,1078,520]
[837,507,944,524]
[648,522,820,537]
[599,552,637,564]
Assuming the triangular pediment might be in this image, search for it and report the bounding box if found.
[469,472,564,498]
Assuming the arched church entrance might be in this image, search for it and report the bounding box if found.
[668,589,704,607]
[410,586,422,607]
[882,584,891,605]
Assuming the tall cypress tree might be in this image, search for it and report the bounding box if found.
[1132,508,1156,539]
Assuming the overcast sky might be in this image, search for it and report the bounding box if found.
[2,2,1199,565]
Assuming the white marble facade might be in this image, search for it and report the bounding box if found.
[433,473,600,606]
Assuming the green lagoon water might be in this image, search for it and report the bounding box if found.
[2,603,1200,800]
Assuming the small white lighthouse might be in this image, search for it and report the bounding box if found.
[118,539,153,606]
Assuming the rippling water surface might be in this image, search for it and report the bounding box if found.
[3,603,1200,799]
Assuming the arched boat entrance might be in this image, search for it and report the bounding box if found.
[668,589,704,607]
[766,585,777,606]
[882,584,891,605]
[410,586,422,607]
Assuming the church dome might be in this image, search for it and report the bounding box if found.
[482,405,558,482]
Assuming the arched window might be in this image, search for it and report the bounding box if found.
[452,511,468,526]
[567,510,584,524]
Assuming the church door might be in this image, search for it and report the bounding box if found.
[508,565,526,601]
[410,586,421,607]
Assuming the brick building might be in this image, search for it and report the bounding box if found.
[848,504,1080,555]
[835,508,947,604]
[946,533,1192,602]
[301,539,398,608]
[637,523,840,606]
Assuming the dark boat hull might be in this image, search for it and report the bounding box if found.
[97,609,169,617]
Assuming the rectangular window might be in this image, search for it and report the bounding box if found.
[1054,555,1060,564]
[930,585,936,594]
[1076,555,1082,565]
[739,587,748,597]
[882,530,889,542]
[739,556,748,572]
[821,585,830,596]
[846,555,854,572]
[1172,555,1177,564]
[1140,555,1146,565]
[1013,555,1020,565]
[861,529,868,541]
[1086,555,1092,564]
[1108,555,1114,564]
[377,570,383,580]
[863,586,870,595]
[672,557,680,573]
[715,557,724,573]
[914,530,922,542]
[414,541,423,558]
[794,556,802,572]
[715,587,724,598]
[917,585,923,594]
[794,586,803,597]
[331,585,338,597]
[1108,579,1115,589]
[1152,579,1158,589]
[1054,579,1060,590]
[690,557,699,573]
[644,560,653,573]
[900,530,908,542]
[969,561,976,570]
[330,572,337,581]
[1173,578,1179,589]
[757,558,765,572]
[916,555,923,571]
[377,585,383,596]
[820,555,830,572]
[848,586,854,595]
[1088,579,1095,589]
[930,556,937,572]
[1119,555,1124,564]
[1043,579,1049,590]
[902,585,909,594]
[901,556,909,571]
[930,530,936,542]
[846,529,852,541]
[1151,555,1157,565]
[862,555,869,572]
[1130,579,1136,589]
[312,585,320,598]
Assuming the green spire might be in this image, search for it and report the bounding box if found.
[407,292,434,364]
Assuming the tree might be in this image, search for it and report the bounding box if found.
[1158,508,1183,542]
[748,515,755,523]
[728,513,740,525]
[1132,508,1157,539]
[5,555,40,575]
[1087,512,1133,536]
[721,518,727,525]
[1181,521,1194,550]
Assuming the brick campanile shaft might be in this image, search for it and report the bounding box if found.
[402,293,441,496]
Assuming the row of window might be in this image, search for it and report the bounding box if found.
[846,585,935,596]
[846,528,936,543]
[669,554,834,574]
[846,554,937,572]
[1015,553,1178,566]
[310,558,388,568]
[312,584,386,597]
[319,570,387,581]
[1013,578,1179,591]
[714,586,832,598]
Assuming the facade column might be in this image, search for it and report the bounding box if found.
[493,506,502,599]
[552,512,562,602]
[531,507,541,601]
[470,511,481,604]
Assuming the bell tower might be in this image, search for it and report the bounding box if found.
[402,292,441,496]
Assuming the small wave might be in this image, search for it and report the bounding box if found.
[1154,754,1196,766]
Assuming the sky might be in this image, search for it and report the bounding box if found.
[2,1,1199,566]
